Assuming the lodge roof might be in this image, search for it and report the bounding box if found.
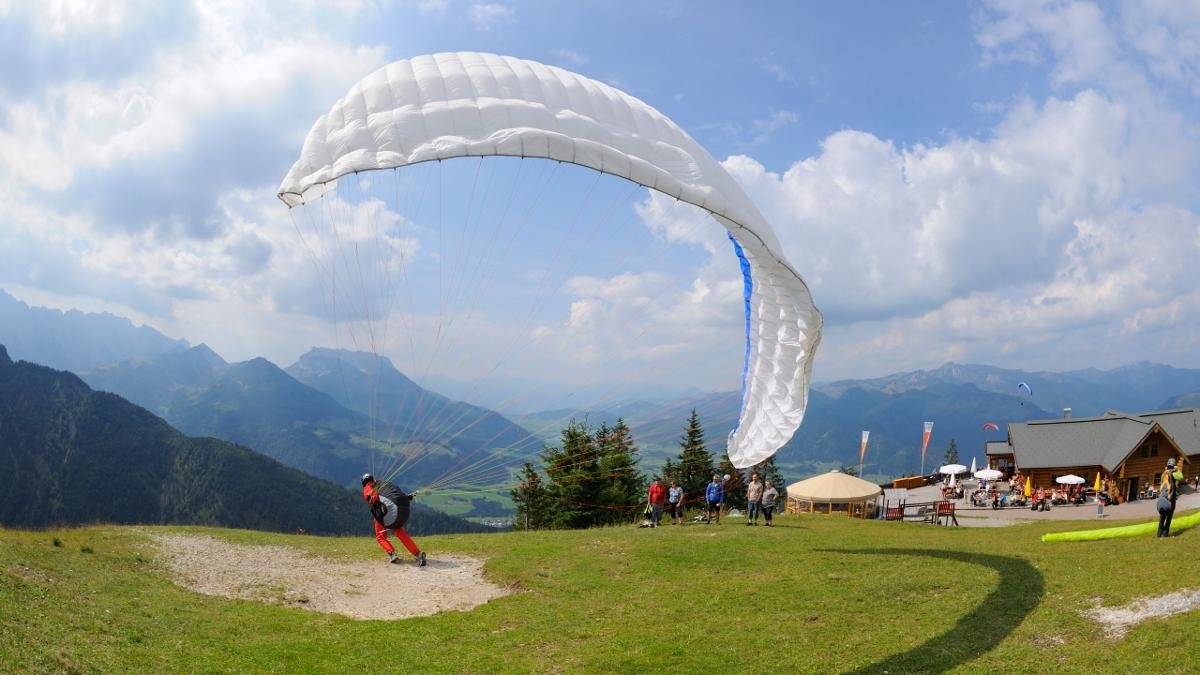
[985,440,1012,456]
[1130,408,1200,456]
[1003,408,1195,471]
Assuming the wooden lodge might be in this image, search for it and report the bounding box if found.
[986,408,1198,504]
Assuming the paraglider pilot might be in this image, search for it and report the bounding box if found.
[362,473,427,566]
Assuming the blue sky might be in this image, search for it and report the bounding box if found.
[1,1,1198,407]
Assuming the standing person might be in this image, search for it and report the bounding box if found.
[745,472,763,526]
[362,474,426,566]
[705,475,725,524]
[647,477,667,528]
[1157,458,1179,538]
[761,480,778,527]
[668,480,684,525]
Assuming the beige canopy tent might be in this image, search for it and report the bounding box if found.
[786,471,882,518]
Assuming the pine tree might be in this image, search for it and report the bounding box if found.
[542,419,602,529]
[595,418,644,525]
[944,438,959,465]
[675,408,714,503]
[661,457,679,486]
[511,461,547,530]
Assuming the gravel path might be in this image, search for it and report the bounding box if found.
[152,534,508,620]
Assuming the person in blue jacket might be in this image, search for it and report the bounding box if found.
[705,474,725,524]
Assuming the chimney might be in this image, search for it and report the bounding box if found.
[1063,407,1072,420]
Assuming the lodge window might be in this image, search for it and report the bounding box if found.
[1150,442,1158,457]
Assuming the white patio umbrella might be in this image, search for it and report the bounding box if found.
[975,469,1003,481]
[939,464,968,475]
[970,457,977,475]
[1056,474,1086,485]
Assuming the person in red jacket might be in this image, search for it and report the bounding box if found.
[647,476,667,528]
[362,473,426,566]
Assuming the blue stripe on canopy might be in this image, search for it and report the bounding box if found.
[727,231,754,436]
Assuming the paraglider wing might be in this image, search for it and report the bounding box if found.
[1017,382,1032,396]
[982,422,1000,431]
[278,53,822,469]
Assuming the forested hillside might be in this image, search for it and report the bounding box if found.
[0,345,489,535]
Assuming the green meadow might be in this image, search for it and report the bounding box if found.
[2,511,1197,673]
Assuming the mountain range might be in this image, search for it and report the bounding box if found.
[0,345,486,535]
[515,362,1200,483]
[82,346,537,491]
[5,288,1200,496]
[0,289,188,373]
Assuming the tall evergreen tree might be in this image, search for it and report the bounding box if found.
[595,418,644,525]
[511,461,548,530]
[944,438,959,465]
[542,419,602,529]
[661,458,679,485]
[675,408,714,504]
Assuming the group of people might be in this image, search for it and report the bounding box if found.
[644,472,779,527]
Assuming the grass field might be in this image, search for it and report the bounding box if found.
[2,510,1197,673]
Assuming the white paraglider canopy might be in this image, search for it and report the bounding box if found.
[278,52,822,469]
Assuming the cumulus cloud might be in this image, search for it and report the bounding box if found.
[975,0,1118,86]
[555,48,589,65]
[0,1,388,313]
[619,1,1199,377]
[469,3,514,31]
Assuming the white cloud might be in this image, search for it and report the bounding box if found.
[976,0,1118,86]
[1118,0,1200,95]
[758,58,794,84]
[749,109,798,146]
[555,48,589,66]
[469,3,514,31]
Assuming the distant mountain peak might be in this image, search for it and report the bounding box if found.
[0,344,10,367]
[189,343,226,363]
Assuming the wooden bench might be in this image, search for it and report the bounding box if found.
[935,500,959,526]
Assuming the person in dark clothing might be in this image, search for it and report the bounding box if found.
[1157,458,1179,538]
[362,473,426,566]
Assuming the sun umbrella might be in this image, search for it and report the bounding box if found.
[975,468,1003,480]
[970,457,977,475]
[1024,476,1032,497]
[1094,472,1102,492]
[939,464,968,475]
[1056,474,1086,485]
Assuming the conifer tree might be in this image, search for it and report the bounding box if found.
[511,461,548,530]
[595,418,644,525]
[675,408,714,502]
[944,438,959,465]
[661,458,679,485]
[542,419,602,529]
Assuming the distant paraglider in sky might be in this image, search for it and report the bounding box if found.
[982,422,1000,432]
[1017,381,1032,405]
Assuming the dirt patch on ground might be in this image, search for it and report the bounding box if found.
[152,534,509,620]
[1082,588,1200,639]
